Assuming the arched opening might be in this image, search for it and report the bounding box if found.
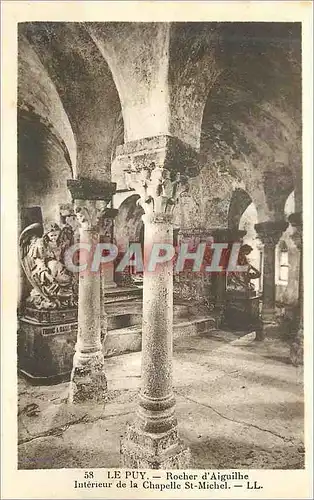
[284,190,295,219]
[276,191,299,306]
[228,188,253,231]
[239,202,263,293]
[18,33,77,172]
[20,22,124,182]
[18,110,73,226]
[18,110,74,307]
[275,190,295,288]
[113,194,144,286]
[224,191,263,331]
[276,240,289,284]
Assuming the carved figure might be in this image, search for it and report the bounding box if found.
[227,244,261,293]
[19,222,78,309]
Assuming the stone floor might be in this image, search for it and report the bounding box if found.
[18,329,304,470]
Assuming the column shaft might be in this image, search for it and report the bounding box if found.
[120,159,191,469]
[288,212,303,366]
[66,178,117,403]
[69,225,107,403]
[255,220,288,340]
[76,228,101,353]
[261,243,276,317]
[99,210,118,340]
[139,215,175,432]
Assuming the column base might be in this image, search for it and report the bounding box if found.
[255,313,280,341]
[68,353,107,403]
[290,327,303,366]
[120,423,191,469]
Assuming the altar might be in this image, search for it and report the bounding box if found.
[18,307,77,383]
[223,243,262,331]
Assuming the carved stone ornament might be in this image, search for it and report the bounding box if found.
[255,221,289,247]
[19,221,78,310]
[125,162,189,216]
[74,199,109,231]
[288,212,302,250]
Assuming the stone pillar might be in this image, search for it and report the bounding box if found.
[211,228,246,327]
[67,179,116,403]
[139,211,177,431]
[255,220,288,340]
[115,137,198,468]
[99,209,118,340]
[288,212,303,366]
[100,210,118,291]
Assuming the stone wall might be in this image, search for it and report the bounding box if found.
[18,115,72,226]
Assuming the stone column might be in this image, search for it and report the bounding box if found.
[99,209,118,340]
[140,211,176,430]
[100,210,118,291]
[255,220,288,340]
[211,228,246,327]
[288,212,303,366]
[117,141,197,468]
[67,179,116,403]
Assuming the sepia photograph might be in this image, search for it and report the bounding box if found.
[16,18,304,470]
[1,2,313,499]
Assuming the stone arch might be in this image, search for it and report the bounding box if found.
[17,109,75,308]
[18,33,77,172]
[20,22,124,183]
[18,107,74,178]
[86,22,170,145]
[239,202,263,292]
[199,23,301,228]
[18,109,74,226]
[275,191,299,304]
[114,194,144,252]
[263,165,294,220]
[228,188,252,230]
[284,190,295,219]
[274,189,297,298]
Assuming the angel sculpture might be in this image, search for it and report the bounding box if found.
[19,222,78,309]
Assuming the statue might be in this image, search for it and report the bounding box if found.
[19,221,78,309]
[224,244,262,331]
[227,244,261,294]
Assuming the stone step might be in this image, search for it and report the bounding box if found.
[107,312,142,330]
[105,301,194,330]
[103,316,216,357]
[103,286,142,304]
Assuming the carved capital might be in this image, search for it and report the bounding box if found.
[99,208,118,239]
[288,212,302,250]
[67,178,118,232]
[74,199,112,232]
[142,212,174,226]
[125,163,188,217]
[112,135,199,191]
[211,228,247,244]
[254,221,288,247]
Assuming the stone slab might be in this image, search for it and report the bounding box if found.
[18,317,77,381]
[23,307,78,324]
